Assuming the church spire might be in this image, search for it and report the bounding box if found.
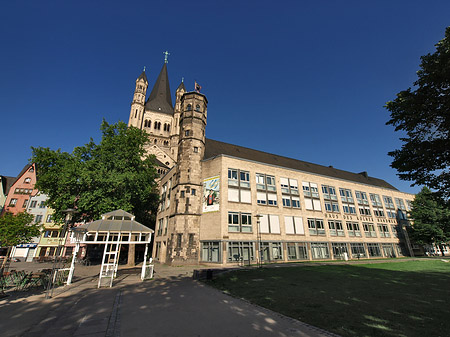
[145,63,173,115]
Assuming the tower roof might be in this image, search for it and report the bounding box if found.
[176,81,186,92]
[137,70,148,84]
[145,63,173,115]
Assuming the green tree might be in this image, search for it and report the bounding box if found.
[0,212,37,269]
[31,120,159,227]
[408,187,450,255]
[385,27,450,199]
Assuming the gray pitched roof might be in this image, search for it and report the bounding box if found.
[75,209,153,233]
[203,138,398,191]
[145,63,173,115]
[176,81,186,92]
[0,176,15,195]
[137,70,148,83]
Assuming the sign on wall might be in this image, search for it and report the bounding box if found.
[203,176,220,213]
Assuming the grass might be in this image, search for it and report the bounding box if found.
[207,259,450,337]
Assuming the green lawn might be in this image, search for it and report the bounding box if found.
[208,259,450,337]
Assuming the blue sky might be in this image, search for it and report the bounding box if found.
[1,1,449,195]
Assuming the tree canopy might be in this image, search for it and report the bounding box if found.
[408,187,450,247]
[31,120,159,227]
[0,212,38,248]
[385,27,450,199]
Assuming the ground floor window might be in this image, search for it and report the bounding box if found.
[154,242,161,260]
[367,243,382,257]
[350,243,366,258]
[331,243,348,259]
[228,242,254,262]
[382,243,396,258]
[311,242,330,259]
[260,242,283,262]
[287,242,308,260]
[202,241,220,262]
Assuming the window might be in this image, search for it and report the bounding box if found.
[258,214,280,234]
[284,216,304,235]
[280,177,299,195]
[405,200,413,211]
[24,177,31,184]
[180,190,185,198]
[391,225,399,238]
[261,242,283,262]
[287,242,308,260]
[46,214,53,223]
[373,207,385,217]
[322,185,338,200]
[377,224,390,238]
[176,234,182,248]
[195,104,201,112]
[340,188,356,214]
[395,198,406,210]
[186,104,192,111]
[188,234,194,246]
[202,242,220,262]
[9,198,17,206]
[332,243,349,259]
[369,193,383,207]
[157,218,163,236]
[29,200,37,208]
[160,183,168,210]
[228,212,252,233]
[358,205,371,216]
[39,201,45,208]
[193,147,198,153]
[22,199,29,208]
[185,130,190,136]
[303,182,321,211]
[328,221,344,236]
[228,242,254,262]
[256,173,276,206]
[311,242,330,259]
[383,196,395,209]
[228,169,251,203]
[324,201,339,213]
[191,189,196,195]
[363,223,377,237]
[367,243,382,257]
[307,218,325,235]
[350,243,366,258]
[355,191,369,205]
[382,244,396,258]
[35,214,43,223]
[346,222,361,237]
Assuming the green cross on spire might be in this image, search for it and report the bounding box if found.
[163,51,170,64]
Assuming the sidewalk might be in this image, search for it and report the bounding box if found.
[0,262,337,336]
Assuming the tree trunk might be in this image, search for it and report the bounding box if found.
[0,246,12,275]
[127,244,135,267]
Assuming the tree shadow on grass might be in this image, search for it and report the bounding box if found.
[208,261,450,337]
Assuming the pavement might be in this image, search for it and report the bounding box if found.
[0,261,337,337]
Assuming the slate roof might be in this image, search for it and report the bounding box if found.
[176,81,186,92]
[145,63,173,115]
[0,176,16,195]
[137,70,148,83]
[203,138,399,191]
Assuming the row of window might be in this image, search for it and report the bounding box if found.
[227,169,412,217]
[35,214,53,223]
[227,212,399,238]
[143,120,171,132]
[201,241,404,263]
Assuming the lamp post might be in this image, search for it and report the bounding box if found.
[254,214,263,268]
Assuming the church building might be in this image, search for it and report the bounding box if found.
[127,58,415,266]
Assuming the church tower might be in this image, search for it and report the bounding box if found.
[170,80,186,161]
[167,91,208,264]
[128,69,148,128]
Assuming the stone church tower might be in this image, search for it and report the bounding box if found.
[127,60,186,171]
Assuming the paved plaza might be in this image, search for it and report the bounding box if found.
[0,261,336,337]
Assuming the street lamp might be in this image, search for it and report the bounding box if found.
[254,214,263,268]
